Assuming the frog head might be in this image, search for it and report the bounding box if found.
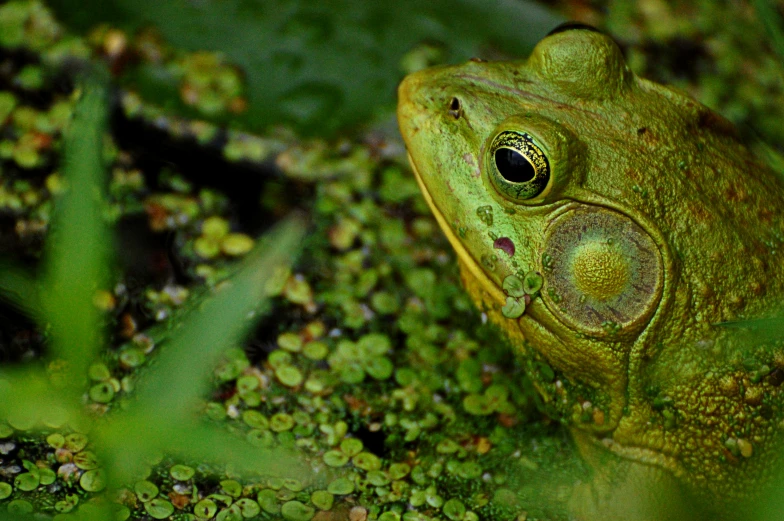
[398,23,784,498]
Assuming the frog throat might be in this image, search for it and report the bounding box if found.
[408,153,507,306]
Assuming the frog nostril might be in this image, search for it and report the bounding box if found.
[448,97,461,119]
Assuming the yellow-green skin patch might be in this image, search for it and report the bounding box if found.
[398,25,784,512]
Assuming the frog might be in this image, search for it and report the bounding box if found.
[397,21,784,520]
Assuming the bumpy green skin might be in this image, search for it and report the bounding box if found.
[398,27,784,511]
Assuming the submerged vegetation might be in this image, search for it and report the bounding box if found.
[0,1,782,520]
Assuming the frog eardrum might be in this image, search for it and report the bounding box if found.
[487,131,551,202]
[540,205,663,337]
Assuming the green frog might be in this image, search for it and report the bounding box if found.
[398,22,784,520]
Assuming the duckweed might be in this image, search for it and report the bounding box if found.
[311,490,334,510]
[79,469,106,492]
[456,461,483,480]
[522,271,543,295]
[366,470,389,486]
[46,433,65,448]
[278,332,303,352]
[7,499,33,515]
[242,410,269,429]
[170,464,195,480]
[221,233,254,256]
[119,347,145,368]
[340,437,363,456]
[73,451,99,470]
[89,381,115,403]
[327,477,355,495]
[270,413,295,432]
[134,480,159,502]
[54,494,78,513]
[281,500,315,521]
[39,467,56,485]
[14,472,39,491]
[500,296,525,319]
[88,362,111,381]
[194,498,218,519]
[303,340,328,360]
[388,463,411,480]
[0,482,11,499]
[276,365,304,387]
[235,498,261,518]
[220,479,242,497]
[145,498,175,519]
[236,374,259,393]
[353,452,382,471]
[64,433,88,452]
[268,350,292,368]
[257,489,280,513]
[502,275,525,298]
[324,450,349,467]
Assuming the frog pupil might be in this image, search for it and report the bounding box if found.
[495,148,536,183]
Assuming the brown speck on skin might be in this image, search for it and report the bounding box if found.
[724,183,749,203]
[494,237,515,256]
[767,368,784,387]
[758,208,775,223]
[696,107,740,139]
[728,293,744,308]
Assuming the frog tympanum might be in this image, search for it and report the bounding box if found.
[398,22,784,520]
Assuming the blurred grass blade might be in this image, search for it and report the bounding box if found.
[716,314,784,341]
[97,215,306,483]
[176,424,310,478]
[46,0,562,136]
[754,0,784,63]
[0,368,74,431]
[98,414,310,486]
[0,262,39,318]
[41,80,110,396]
[129,215,305,419]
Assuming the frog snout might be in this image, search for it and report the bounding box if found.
[397,71,433,138]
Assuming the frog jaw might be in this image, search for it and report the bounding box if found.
[408,153,507,306]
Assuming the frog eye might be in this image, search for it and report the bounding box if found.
[487,131,551,202]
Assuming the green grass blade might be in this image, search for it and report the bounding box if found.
[753,0,784,63]
[0,368,77,431]
[99,215,306,483]
[0,262,40,318]
[98,414,309,484]
[132,215,305,418]
[716,315,784,341]
[41,81,110,397]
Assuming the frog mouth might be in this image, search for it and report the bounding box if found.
[407,153,506,306]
